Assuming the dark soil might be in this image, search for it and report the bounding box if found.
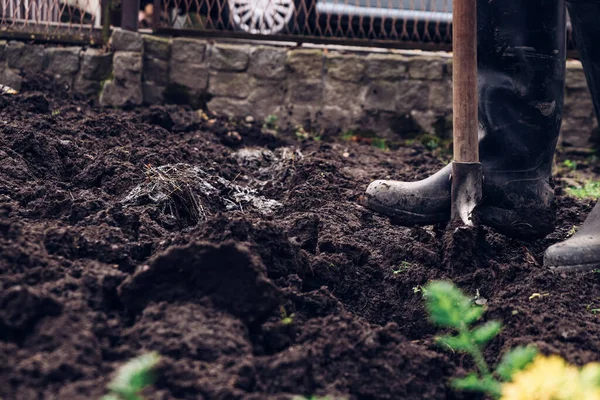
[1,76,599,400]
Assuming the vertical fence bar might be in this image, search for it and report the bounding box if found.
[121,0,138,30]
[151,0,159,29]
[102,0,111,41]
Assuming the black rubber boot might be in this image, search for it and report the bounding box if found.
[544,0,600,271]
[363,0,567,239]
[545,201,600,271]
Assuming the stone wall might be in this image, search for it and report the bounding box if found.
[0,29,597,147]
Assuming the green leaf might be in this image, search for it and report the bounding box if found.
[107,352,161,398]
[472,321,502,346]
[496,346,538,381]
[424,281,474,328]
[463,306,485,325]
[452,374,502,397]
[100,396,122,400]
[437,333,472,351]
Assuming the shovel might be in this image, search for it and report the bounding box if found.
[451,0,481,227]
[442,0,481,269]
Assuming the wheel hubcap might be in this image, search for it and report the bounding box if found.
[228,0,295,34]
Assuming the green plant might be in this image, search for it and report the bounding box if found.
[101,352,160,400]
[264,114,278,130]
[52,109,61,116]
[424,281,538,398]
[566,181,600,199]
[371,137,389,150]
[341,130,356,141]
[425,139,439,151]
[392,261,413,275]
[280,306,295,325]
[413,285,428,297]
[562,159,577,171]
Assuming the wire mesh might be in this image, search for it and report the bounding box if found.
[0,0,103,39]
[153,0,577,51]
[156,0,455,46]
[0,0,578,52]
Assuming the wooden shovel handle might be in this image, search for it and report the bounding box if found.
[452,0,478,163]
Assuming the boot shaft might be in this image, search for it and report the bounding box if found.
[477,0,567,178]
[568,1,600,129]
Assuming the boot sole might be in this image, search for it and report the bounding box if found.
[549,261,600,273]
[359,195,449,225]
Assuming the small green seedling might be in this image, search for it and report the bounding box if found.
[586,304,600,315]
[280,306,295,325]
[424,281,537,399]
[413,285,429,297]
[562,159,577,171]
[101,352,160,400]
[392,261,413,275]
[264,114,278,130]
[566,181,600,199]
[567,226,578,237]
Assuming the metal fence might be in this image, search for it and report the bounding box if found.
[0,0,578,52]
[0,0,105,43]
[153,0,455,49]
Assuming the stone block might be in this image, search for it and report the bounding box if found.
[326,52,366,82]
[143,56,169,85]
[142,82,165,104]
[100,79,143,107]
[278,104,319,128]
[5,41,24,67]
[407,56,446,80]
[324,78,366,111]
[428,79,453,112]
[248,46,287,80]
[247,81,287,119]
[73,76,102,97]
[410,109,440,135]
[113,51,142,83]
[364,81,398,112]
[45,47,81,78]
[7,43,46,73]
[396,80,430,112]
[210,43,250,72]
[143,35,170,60]
[110,28,143,52]
[0,40,7,62]
[319,105,355,129]
[0,68,22,91]
[287,79,323,104]
[365,53,408,81]
[208,71,253,99]
[287,49,323,80]
[79,48,113,81]
[169,62,209,92]
[565,89,595,119]
[561,116,597,148]
[208,97,251,117]
[566,61,588,89]
[171,38,207,65]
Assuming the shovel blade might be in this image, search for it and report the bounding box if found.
[451,161,482,226]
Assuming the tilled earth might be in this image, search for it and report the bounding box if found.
[1,76,599,400]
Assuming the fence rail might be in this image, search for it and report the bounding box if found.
[0,0,579,53]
